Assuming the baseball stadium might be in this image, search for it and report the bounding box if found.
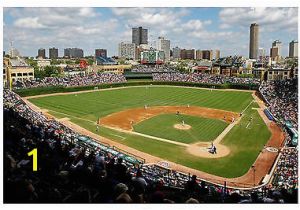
[3,66,298,203]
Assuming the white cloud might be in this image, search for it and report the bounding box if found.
[14,17,46,29]
[184,20,204,30]
[79,7,98,17]
[219,7,298,32]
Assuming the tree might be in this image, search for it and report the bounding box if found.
[87,58,94,65]
[34,68,46,79]
[26,58,38,68]
[50,59,63,65]
[43,66,61,77]
[118,59,126,65]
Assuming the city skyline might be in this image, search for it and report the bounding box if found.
[3,7,298,57]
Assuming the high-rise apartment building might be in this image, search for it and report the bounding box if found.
[215,50,220,60]
[289,40,298,58]
[180,49,195,60]
[38,48,46,59]
[196,50,203,60]
[172,47,181,60]
[64,48,84,58]
[249,23,259,59]
[270,40,282,61]
[49,47,58,59]
[157,37,170,61]
[132,27,148,46]
[202,50,213,60]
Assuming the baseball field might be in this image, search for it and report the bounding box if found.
[27,86,271,178]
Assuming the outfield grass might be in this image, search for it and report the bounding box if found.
[133,114,228,144]
[28,86,271,178]
[29,86,253,123]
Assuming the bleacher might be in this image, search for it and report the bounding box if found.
[96,56,117,65]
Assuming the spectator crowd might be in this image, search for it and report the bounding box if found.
[272,148,298,190]
[259,78,298,129]
[13,72,127,89]
[153,73,260,85]
[131,65,176,73]
[3,88,298,203]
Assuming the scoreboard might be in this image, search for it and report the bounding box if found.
[141,50,165,64]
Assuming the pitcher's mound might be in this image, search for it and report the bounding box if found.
[174,124,191,130]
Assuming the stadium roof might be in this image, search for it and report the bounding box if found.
[10,58,30,67]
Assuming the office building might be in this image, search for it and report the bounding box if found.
[172,47,181,60]
[272,40,282,55]
[270,40,282,61]
[38,48,46,59]
[196,50,203,60]
[202,50,213,60]
[215,50,220,60]
[180,49,195,60]
[132,27,148,46]
[289,40,298,58]
[64,48,84,58]
[249,23,259,59]
[49,47,58,59]
[157,37,170,61]
[118,42,136,60]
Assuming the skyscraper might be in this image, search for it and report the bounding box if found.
[249,23,259,59]
[49,47,58,59]
[289,40,298,58]
[132,27,148,46]
[157,37,170,61]
[38,48,46,58]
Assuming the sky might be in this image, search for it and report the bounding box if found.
[3,7,298,58]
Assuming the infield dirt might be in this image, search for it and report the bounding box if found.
[100,105,239,131]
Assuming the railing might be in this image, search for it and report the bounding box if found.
[112,146,145,165]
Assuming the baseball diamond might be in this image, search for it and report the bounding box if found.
[24,85,283,181]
